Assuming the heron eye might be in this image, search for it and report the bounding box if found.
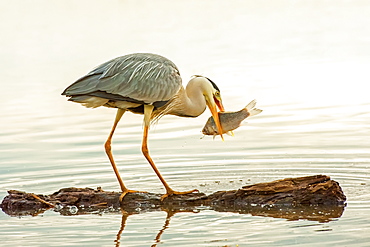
[214,91,221,99]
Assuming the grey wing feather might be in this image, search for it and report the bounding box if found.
[62,53,182,103]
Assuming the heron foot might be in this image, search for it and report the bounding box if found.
[119,190,148,203]
[160,189,199,201]
[31,193,55,208]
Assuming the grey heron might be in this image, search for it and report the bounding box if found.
[62,53,224,201]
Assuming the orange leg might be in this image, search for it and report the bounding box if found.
[142,105,198,201]
[105,109,145,202]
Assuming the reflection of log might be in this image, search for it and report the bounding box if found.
[1,175,346,222]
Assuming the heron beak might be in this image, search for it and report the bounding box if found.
[214,96,225,112]
[206,100,224,141]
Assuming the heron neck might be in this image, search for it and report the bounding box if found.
[169,82,207,117]
[185,82,207,116]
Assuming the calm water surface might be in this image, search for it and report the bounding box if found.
[1,1,370,246]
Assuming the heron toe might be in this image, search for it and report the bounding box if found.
[119,189,148,203]
[160,189,199,201]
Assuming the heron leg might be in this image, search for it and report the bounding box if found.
[142,105,199,201]
[105,109,145,201]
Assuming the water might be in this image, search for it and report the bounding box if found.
[1,0,370,246]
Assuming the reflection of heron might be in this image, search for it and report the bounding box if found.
[62,53,224,201]
[114,209,176,247]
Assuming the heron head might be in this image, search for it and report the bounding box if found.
[192,75,225,140]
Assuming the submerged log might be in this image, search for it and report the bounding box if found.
[1,175,346,221]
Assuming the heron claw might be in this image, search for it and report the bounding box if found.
[31,193,55,208]
[160,189,199,201]
[119,190,148,203]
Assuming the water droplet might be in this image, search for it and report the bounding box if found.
[69,206,78,214]
[54,203,63,211]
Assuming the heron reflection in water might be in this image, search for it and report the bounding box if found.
[62,53,224,201]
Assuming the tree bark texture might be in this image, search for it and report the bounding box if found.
[1,175,346,222]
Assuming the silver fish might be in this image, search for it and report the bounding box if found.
[202,99,262,137]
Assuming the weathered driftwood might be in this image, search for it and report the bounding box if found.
[1,175,346,222]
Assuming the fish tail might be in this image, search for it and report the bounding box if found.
[246,99,263,116]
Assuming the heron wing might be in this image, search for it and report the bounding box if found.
[62,53,182,104]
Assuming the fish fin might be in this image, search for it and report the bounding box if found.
[226,131,234,136]
[250,108,263,116]
[246,99,257,110]
[246,99,263,117]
